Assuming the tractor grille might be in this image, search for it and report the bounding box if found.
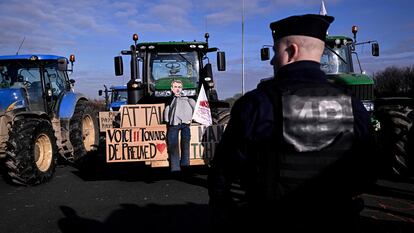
[349,84,374,101]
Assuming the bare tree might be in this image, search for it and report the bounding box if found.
[374,65,414,97]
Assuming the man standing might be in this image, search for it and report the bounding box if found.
[208,14,378,232]
[164,80,196,172]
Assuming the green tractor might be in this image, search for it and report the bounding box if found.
[114,33,229,124]
[261,25,413,176]
[97,33,229,167]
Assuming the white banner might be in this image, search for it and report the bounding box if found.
[192,84,212,126]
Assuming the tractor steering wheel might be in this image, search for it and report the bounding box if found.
[166,62,181,75]
[165,62,181,69]
[23,80,32,88]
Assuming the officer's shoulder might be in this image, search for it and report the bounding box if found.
[233,86,271,111]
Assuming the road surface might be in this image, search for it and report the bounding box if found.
[0,162,413,233]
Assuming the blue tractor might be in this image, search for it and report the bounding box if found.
[0,54,99,185]
[98,85,127,111]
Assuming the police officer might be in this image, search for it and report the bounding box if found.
[208,14,378,232]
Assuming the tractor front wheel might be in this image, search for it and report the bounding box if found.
[5,118,57,185]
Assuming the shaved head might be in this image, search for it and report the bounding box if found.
[272,35,325,74]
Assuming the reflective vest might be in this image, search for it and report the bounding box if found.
[258,82,355,202]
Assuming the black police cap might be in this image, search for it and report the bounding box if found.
[270,14,335,42]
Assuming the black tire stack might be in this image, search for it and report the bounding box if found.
[377,105,414,177]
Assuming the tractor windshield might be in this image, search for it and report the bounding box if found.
[321,46,352,74]
[111,89,128,103]
[149,51,199,90]
[0,60,42,89]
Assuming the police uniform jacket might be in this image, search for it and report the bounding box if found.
[208,60,378,230]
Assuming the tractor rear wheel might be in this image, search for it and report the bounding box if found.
[377,105,414,176]
[69,100,99,162]
[212,108,231,125]
[5,118,57,185]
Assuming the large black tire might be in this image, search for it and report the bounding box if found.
[69,100,99,162]
[5,118,58,185]
[212,108,231,125]
[376,105,414,176]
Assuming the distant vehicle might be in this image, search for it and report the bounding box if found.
[0,54,99,185]
[99,85,127,111]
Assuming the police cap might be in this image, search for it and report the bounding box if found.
[270,14,334,42]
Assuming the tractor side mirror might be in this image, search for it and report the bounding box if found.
[98,90,103,96]
[204,63,213,80]
[69,79,76,84]
[114,56,124,76]
[217,51,226,71]
[372,43,379,57]
[261,48,270,61]
[57,58,68,71]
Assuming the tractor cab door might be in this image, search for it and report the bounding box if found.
[43,67,69,113]
[19,68,46,112]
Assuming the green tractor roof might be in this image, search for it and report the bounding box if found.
[326,35,353,41]
[326,36,353,47]
[137,41,214,52]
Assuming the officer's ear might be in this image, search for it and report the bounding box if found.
[286,43,299,63]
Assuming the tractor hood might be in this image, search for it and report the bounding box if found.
[327,73,374,86]
[0,88,26,114]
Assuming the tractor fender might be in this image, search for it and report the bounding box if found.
[375,97,414,109]
[58,92,88,120]
[13,111,50,122]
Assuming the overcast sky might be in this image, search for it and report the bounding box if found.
[0,0,413,99]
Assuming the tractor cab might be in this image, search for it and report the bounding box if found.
[142,43,202,98]
[321,36,354,74]
[0,54,75,113]
[98,85,128,111]
[114,33,226,105]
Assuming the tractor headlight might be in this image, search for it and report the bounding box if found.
[155,90,172,97]
[181,89,196,97]
[362,101,374,112]
[6,100,26,112]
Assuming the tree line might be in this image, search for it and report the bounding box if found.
[223,65,414,106]
[373,65,414,98]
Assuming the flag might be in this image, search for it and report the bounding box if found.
[320,1,328,15]
[192,84,212,126]
[320,1,329,35]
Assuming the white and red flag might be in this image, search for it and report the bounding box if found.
[192,84,212,126]
[320,0,328,15]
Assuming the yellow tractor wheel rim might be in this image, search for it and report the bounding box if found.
[35,134,53,172]
[82,115,95,151]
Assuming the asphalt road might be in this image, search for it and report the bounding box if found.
[359,177,414,232]
[0,161,413,233]
[0,163,211,233]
